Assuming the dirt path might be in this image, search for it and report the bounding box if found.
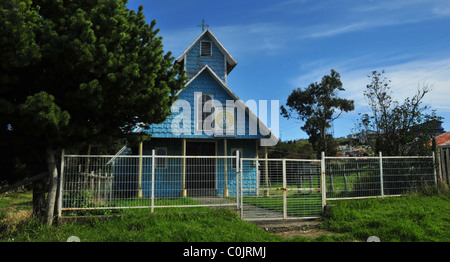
[251,219,338,239]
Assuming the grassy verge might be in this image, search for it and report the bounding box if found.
[0,192,281,242]
[320,190,450,242]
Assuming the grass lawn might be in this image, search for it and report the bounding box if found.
[1,188,449,242]
[320,191,450,242]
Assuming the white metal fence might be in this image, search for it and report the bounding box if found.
[239,158,323,220]
[324,153,436,200]
[59,151,437,220]
[59,151,240,215]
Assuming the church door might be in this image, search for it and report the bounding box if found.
[186,141,216,196]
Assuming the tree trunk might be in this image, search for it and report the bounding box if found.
[45,146,59,226]
[322,125,327,155]
[32,180,46,219]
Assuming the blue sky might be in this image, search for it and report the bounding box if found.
[127,0,450,141]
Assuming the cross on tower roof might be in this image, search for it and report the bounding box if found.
[197,19,209,32]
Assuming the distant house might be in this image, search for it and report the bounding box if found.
[347,130,378,144]
[414,120,445,137]
[115,29,278,198]
[348,120,445,144]
[435,132,450,148]
[434,132,450,184]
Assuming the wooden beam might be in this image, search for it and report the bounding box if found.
[0,172,47,194]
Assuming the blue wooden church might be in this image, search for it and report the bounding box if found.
[116,29,278,198]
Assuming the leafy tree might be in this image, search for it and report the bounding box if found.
[357,70,442,156]
[268,139,316,159]
[0,0,45,187]
[281,69,354,157]
[0,0,186,225]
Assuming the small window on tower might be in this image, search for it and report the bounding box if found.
[200,41,212,57]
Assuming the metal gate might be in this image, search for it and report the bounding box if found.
[58,152,240,215]
[239,158,323,221]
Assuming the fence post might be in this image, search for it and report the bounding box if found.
[224,139,228,197]
[282,159,287,219]
[321,152,326,210]
[138,142,143,198]
[182,138,187,197]
[151,149,155,213]
[379,151,384,197]
[236,150,242,217]
[57,149,65,219]
[264,147,269,197]
[432,152,437,186]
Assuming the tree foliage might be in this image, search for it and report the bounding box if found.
[267,139,316,159]
[357,70,442,156]
[0,0,186,224]
[281,69,354,157]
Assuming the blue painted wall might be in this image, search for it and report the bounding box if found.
[185,34,226,82]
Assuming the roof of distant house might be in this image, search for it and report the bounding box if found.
[435,132,450,147]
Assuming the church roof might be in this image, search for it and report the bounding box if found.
[176,29,238,75]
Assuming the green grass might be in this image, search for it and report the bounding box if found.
[8,208,282,242]
[1,188,449,242]
[320,190,450,242]
[0,192,32,210]
[0,193,281,242]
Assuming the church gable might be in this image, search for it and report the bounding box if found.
[176,29,237,83]
[146,68,240,138]
[185,35,226,81]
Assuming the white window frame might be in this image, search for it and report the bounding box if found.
[231,148,243,170]
[195,93,215,132]
[155,147,167,169]
[200,41,212,57]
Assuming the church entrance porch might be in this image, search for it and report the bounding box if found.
[186,141,216,196]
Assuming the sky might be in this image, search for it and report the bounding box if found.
[126,0,450,142]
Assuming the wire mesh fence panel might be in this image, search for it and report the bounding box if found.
[325,157,382,200]
[285,160,322,218]
[62,155,149,211]
[240,159,283,220]
[382,157,435,195]
[61,154,239,215]
[240,159,322,221]
[324,156,436,200]
[154,156,239,207]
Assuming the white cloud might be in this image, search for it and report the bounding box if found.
[432,5,450,16]
[341,58,450,112]
[160,22,293,60]
[270,0,450,40]
[289,57,450,115]
[286,57,450,138]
